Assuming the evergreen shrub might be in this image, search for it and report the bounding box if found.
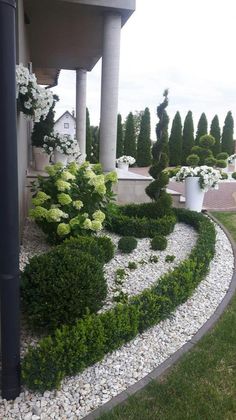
[232,172,236,180]
[217,152,229,160]
[204,157,217,167]
[106,212,176,238]
[216,159,227,168]
[21,247,107,331]
[120,196,173,219]
[62,236,115,264]
[118,237,138,253]
[186,154,200,166]
[150,235,167,250]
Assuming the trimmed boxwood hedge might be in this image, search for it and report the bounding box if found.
[118,236,138,253]
[107,213,176,237]
[105,204,176,238]
[150,235,167,250]
[22,209,216,392]
[62,235,115,264]
[21,247,107,331]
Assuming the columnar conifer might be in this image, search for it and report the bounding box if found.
[195,113,208,144]
[116,114,123,158]
[210,115,221,157]
[86,108,92,160]
[124,112,136,159]
[136,107,152,167]
[169,111,182,166]
[221,111,234,155]
[182,111,194,164]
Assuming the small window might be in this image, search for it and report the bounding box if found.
[64,123,69,129]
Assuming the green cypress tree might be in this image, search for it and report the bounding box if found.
[182,111,194,164]
[195,112,208,144]
[221,111,234,155]
[168,111,183,166]
[210,115,221,156]
[133,110,144,140]
[146,89,171,209]
[116,114,123,158]
[136,107,152,167]
[90,125,99,163]
[123,112,136,159]
[86,107,92,160]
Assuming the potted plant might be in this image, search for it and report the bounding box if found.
[45,133,78,165]
[174,165,222,212]
[228,153,236,172]
[116,155,136,170]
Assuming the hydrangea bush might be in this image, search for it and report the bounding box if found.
[174,166,222,191]
[16,64,54,122]
[30,162,118,243]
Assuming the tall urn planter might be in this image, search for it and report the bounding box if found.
[117,162,129,171]
[185,177,205,212]
[53,150,68,166]
[33,147,50,171]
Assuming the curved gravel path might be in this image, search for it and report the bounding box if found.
[1,219,234,419]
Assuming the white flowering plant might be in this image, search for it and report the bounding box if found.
[116,155,136,165]
[16,64,54,122]
[30,161,118,244]
[174,166,222,191]
[46,133,78,156]
[42,135,55,155]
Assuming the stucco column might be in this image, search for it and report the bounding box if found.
[76,68,87,161]
[99,13,122,172]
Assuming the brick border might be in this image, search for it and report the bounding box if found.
[83,213,236,419]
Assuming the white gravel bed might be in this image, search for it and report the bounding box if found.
[1,220,234,419]
[101,223,197,310]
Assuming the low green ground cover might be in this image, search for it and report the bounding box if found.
[99,212,236,420]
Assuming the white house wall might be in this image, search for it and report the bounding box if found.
[54,113,76,138]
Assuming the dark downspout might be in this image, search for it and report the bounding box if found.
[0,0,21,399]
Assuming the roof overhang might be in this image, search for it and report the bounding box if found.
[23,0,135,85]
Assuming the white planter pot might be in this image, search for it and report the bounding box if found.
[53,150,68,166]
[33,147,50,171]
[185,176,205,212]
[117,162,129,171]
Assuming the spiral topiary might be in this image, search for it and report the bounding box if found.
[145,90,172,212]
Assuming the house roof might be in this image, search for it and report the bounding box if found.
[54,111,76,125]
[23,0,135,85]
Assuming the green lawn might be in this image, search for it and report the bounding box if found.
[99,212,236,420]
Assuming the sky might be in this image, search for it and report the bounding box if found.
[52,0,236,140]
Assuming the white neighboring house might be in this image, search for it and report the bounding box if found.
[54,111,76,138]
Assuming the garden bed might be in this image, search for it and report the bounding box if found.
[0,211,231,418]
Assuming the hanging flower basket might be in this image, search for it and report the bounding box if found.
[16,64,54,122]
